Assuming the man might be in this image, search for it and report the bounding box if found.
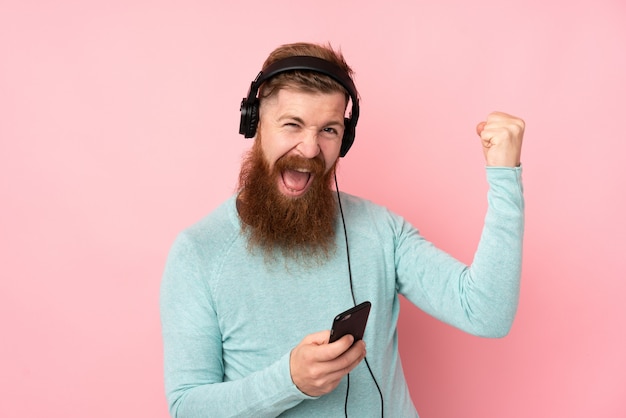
[160,42,525,417]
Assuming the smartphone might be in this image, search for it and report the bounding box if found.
[328,301,371,344]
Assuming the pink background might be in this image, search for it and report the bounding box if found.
[2,0,625,417]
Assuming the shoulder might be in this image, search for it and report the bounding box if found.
[338,191,401,223]
[337,191,410,241]
[170,195,242,262]
[186,195,239,237]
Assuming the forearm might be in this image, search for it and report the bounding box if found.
[163,348,308,418]
[460,166,525,336]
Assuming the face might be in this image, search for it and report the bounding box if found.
[236,87,347,262]
[257,88,347,198]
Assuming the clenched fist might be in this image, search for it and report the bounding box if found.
[476,112,525,167]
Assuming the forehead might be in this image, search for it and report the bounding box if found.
[260,88,348,118]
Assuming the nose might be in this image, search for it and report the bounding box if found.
[296,130,321,159]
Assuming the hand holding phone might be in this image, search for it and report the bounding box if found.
[328,301,371,344]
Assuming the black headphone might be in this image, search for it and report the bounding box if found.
[239,55,360,157]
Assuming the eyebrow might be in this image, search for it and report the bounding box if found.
[278,115,305,125]
[278,114,344,127]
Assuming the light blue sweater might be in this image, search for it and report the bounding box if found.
[160,167,524,417]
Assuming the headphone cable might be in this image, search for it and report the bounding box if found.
[334,172,384,418]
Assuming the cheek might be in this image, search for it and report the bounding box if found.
[321,145,341,172]
[324,151,339,173]
[258,138,285,169]
[260,129,296,156]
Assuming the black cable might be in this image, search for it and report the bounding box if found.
[334,173,384,418]
[334,174,357,307]
[362,357,384,418]
[345,373,350,417]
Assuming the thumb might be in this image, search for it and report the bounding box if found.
[476,121,486,136]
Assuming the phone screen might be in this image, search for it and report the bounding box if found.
[328,301,371,343]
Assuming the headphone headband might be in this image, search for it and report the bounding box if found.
[239,55,359,157]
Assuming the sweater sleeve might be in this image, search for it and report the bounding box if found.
[160,233,312,417]
[395,166,525,337]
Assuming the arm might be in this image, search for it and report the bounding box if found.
[397,112,525,337]
[160,234,305,417]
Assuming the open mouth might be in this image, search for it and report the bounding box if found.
[279,168,314,197]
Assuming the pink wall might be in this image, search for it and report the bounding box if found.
[1,1,624,416]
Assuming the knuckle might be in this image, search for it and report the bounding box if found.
[308,365,323,381]
[308,370,320,381]
[339,357,352,372]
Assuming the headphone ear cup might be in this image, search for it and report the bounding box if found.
[340,117,355,157]
[239,98,260,138]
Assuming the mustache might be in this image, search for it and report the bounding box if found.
[274,154,325,176]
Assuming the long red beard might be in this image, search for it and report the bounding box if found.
[237,140,338,262]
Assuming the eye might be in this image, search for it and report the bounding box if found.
[323,127,338,135]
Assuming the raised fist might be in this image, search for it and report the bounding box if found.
[476,111,525,167]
